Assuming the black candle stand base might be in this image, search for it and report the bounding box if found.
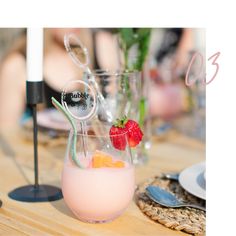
[8,185,63,202]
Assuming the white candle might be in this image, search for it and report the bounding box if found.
[27,28,43,82]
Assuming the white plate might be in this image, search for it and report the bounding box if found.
[179,162,206,200]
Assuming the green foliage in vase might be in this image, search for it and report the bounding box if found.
[116,28,152,128]
[118,28,151,70]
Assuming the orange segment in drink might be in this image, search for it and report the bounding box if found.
[114,161,125,168]
[91,151,125,168]
[92,155,103,168]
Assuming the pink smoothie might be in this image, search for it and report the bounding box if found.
[61,153,135,223]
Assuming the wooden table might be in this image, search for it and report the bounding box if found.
[0,128,205,236]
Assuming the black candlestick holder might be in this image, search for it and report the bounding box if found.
[8,81,63,202]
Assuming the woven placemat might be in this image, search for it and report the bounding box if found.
[135,176,206,235]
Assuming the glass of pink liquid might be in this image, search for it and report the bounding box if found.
[61,126,135,223]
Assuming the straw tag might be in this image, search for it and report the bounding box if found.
[61,80,97,121]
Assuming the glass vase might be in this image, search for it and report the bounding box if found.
[85,69,150,165]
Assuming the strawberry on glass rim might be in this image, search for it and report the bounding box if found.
[109,116,143,150]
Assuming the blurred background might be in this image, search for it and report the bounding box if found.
[0,28,205,144]
[0,29,24,58]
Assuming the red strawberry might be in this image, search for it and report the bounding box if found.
[109,116,143,150]
[125,119,143,147]
[109,126,127,150]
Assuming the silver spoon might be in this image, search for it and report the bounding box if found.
[161,173,179,181]
[146,186,205,211]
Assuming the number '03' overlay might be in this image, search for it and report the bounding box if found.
[185,51,220,86]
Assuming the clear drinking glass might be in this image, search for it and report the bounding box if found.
[61,125,135,223]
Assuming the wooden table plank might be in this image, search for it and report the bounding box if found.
[0,129,205,236]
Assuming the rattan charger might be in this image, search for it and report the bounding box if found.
[135,176,206,235]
